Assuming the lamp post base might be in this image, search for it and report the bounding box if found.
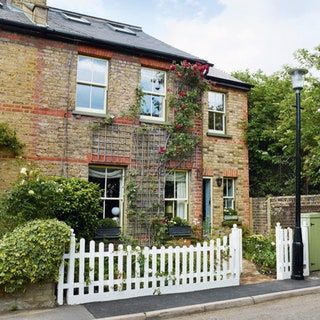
[291,227,304,280]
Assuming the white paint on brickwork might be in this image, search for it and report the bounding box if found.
[275,222,309,280]
[57,225,242,305]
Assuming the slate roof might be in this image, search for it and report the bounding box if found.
[0,1,249,88]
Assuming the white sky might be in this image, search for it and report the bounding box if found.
[47,0,320,74]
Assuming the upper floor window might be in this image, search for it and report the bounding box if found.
[140,68,166,122]
[165,171,188,220]
[208,92,226,133]
[223,178,235,209]
[76,56,108,114]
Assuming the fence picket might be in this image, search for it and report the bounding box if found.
[276,223,309,280]
[58,227,242,305]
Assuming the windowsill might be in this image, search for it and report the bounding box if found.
[206,132,232,139]
[140,118,168,125]
[72,110,106,118]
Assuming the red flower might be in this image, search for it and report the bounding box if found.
[169,64,176,71]
[179,91,186,97]
[175,124,183,130]
[158,146,166,154]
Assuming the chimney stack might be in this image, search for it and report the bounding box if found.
[10,0,48,26]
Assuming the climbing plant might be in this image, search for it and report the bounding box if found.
[162,61,209,161]
[0,123,24,155]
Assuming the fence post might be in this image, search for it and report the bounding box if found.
[302,221,310,276]
[66,229,76,304]
[276,222,284,280]
[230,224,240,282]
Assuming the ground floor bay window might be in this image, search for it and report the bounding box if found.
[89,166,124,225]
[165,171,188,220]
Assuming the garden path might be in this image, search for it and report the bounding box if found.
[241,259,275,284]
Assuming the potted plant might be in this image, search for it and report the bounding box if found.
[168,217,192,237]
[95,218,121,240]
[223,208,239,221]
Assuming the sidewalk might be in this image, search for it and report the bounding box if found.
[1,278,320,320]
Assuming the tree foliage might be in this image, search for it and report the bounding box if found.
[233,45,320,197]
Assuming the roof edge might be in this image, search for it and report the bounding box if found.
[0,17,209,64]
[208,76,252,91]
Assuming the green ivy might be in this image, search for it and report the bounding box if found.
[0,219,71,293]
[0,123,24,155]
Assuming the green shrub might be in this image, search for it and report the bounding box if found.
[3,169,101,239]
[0,219,70,293]
[243,234,276,275]
[0,123,24,155]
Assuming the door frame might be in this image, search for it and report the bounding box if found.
[203,176,213,230]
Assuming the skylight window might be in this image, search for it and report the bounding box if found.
[62,13,91,25]
[107,23,136,35]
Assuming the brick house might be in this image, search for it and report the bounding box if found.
[0,0,251,238]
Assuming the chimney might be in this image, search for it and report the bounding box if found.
[10,0,48,26]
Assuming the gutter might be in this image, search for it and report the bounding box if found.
[208,76,253,91]
[0,17,210,65]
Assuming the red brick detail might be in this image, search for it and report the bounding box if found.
[0,103,71,117]
[78,45,114,59]
[91,155,131,165]
[0,31,73,50]
[223,169,239,178]
[166,161,193,170]
[140,57,171,70]
[203,168,213,176]
[114,117,139,125]
[113,53,140,63]
[25,156,88,164]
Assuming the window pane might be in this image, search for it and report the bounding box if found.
[141,69,165,94]
[151,95,163,117]
[208,111,215,130]
[141,95,152,116]
[215,113,224,131]
[92,59,107,84]
[227,179,233,197]
[104,199,120,219]
[165,180,174,198]
[152,71,165,94]
[176,200,187,219]
[76,84,90,108]
[223,179,227,197]
[89,167,106,196]
[165,200,174,219]
[77,56,92,82]
[91,86,105,110]
[209,92,224,112]
[106,169,121,198]
[175,172,186,199]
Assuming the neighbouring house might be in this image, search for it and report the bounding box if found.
[0,0,251,240]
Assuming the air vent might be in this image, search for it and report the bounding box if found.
[62,12,91,25]
[107,23,136,35]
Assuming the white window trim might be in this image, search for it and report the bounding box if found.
[76,55,108,115]
[90,166,125,227]
[223,178,235,210]
[164,171,189,219]
[140,67,166,123]
[208,91,226,134]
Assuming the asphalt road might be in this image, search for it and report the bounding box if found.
[169,293,320,320]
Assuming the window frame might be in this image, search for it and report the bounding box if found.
[89,166,125,226]
[223,178,235,210]
[76,55,108,115]
[164,170,189,220]
[208,91,226,134]
[140,67,166,123]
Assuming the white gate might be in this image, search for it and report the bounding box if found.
[275,222,309,280]
[57,225,242,305]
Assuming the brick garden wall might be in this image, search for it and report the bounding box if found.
[251,195,320,234]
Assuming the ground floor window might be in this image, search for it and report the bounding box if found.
[89,166,124,224]
[223,178,235,209]
[165,171,188,220]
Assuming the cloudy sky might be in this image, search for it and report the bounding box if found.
[47,0,319,74]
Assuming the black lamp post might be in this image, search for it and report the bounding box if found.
[288,68,308,280]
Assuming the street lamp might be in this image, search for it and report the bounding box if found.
[288,67,308,280]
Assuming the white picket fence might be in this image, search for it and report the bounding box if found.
[275,222,309,280]
[57,225,242,305]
